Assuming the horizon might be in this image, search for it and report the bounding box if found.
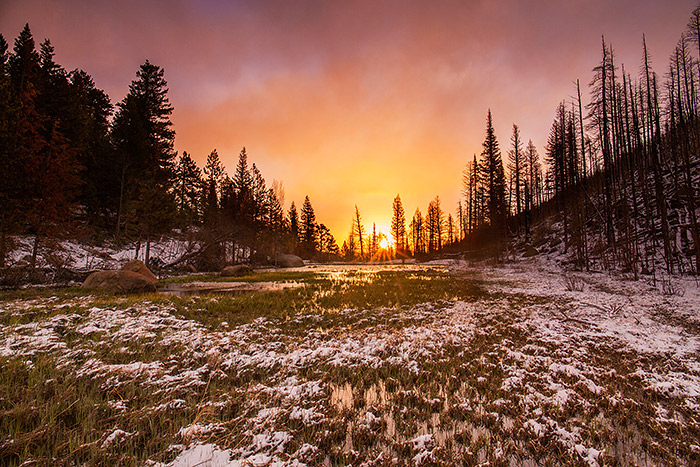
[1,0,697,240]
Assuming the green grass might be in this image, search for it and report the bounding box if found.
[160,270,321,285]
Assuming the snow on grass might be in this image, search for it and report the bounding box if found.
[1,262,700,464]
[158,443,233,467]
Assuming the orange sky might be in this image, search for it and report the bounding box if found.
[2,0,697,240]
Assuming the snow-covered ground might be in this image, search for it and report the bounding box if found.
[1,258,699,465]
[7,235,192,270]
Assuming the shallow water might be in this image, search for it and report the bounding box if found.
[327,379,505,458]
[159,262,450,296]
[159,281,303,296]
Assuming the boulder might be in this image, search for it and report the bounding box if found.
[121,259,158,283]
[221,264,253,277]
[522,245,539,257]
[81,270,157,293]
[277,254,304,268]
[177,264,197,274]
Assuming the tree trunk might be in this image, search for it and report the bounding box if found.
[644,37,673,273]
[145,233,151,269]
[30,234,40,270]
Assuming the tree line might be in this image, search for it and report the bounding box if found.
[434,4,700,277]
[5,3,700,275]
[538,6,700,276]
[0,24,337,270]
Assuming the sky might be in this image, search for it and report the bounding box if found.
[1,0,698,241]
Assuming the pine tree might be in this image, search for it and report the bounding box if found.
[0,32,22,266]
[203,149,225,196]
[7,25,82,268]
[228,147,253,228]
[447,213,455,245]
[266,185,285,262]
[370,223,378,258]
[507,124,524,229]
[341,240,352,261]
[352,205,366,260]
[481,110,507,244]
[426,197,444,252]
[67,69,114,228]
[300,196,317,257]
[111,60,176,248]
[524,139,541,236]
[462,154,482,235]
[288,201,300,253]
[201,149,225,227]
[174,151,203,227]
[391,194,407,254]
[410,208,424,255]
[642,35,673,273]
[317,223,338,261]
[251,163,268,228]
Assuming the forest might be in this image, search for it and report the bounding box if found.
[2,5,700,279]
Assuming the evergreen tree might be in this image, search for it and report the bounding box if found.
[410,208,424,255]
[174,151,203,227]
[288,201,300,253]
[507,124,524,226]
[370,222,378,258]
[111,60,176,236]
[111,60,176,262]
[352,205,366,260]
[426,197,444,252]
[480,110,507,243]
[341,240,353,261]
[251,163,268,228]
[0,32,21,265]
[524,139,542,235]
[203,149,225,196]
[317,223,338,260]
[265,185,286,262]
[6,25,82,267]
[227,147,254,236]
[462,154,482,234]
[447,213,455,245]
[67,69,114,227]
[300,196,317,257]
[202,149,225,227]
[391,194,407,254]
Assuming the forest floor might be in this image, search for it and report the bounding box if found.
[1,259,700,466]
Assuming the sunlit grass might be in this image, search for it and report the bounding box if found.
[160,270,321,285]
[166,268,490,330]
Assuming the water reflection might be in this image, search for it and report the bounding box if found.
[159,281,302,296]
[327,379,505,459]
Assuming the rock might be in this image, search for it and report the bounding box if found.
[523,245,539,257]
[120,259,158,283]
[81,270,157,293]
[277,254,304,268]
[177,264,197,274]
[221,264,253,277]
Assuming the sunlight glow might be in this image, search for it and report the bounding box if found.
[379,237,389,250]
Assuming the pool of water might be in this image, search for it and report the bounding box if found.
[159,281,303,296]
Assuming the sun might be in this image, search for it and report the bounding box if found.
[379,237,389,250]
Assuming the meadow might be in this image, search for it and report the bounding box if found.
[1,261,699,466]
